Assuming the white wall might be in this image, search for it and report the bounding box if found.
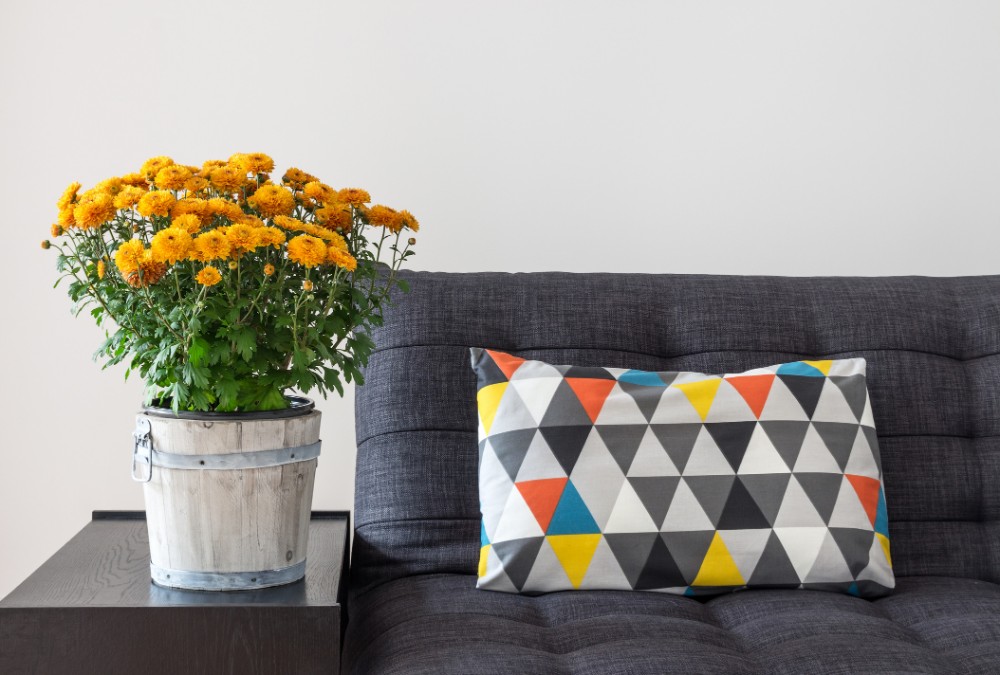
[1,0,998,598]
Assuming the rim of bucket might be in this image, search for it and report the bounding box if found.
[142,395,315,420]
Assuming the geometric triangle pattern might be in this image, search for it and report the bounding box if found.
[472,348,895,598]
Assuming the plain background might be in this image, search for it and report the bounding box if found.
[1,1,999,598]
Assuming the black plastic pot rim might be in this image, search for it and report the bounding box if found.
[142,395,315,420]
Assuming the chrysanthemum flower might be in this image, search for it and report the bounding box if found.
[114,239,147,274]
[126,252,168,288]
[137,190,177,217]
[287,234,326,268]
[141,156,174,181]
[315,203,352,230]
[210,165,246,192]
[121,173,148,187]
[248,184,295,218]
[73,193,117,229]
[281,167,319,187]
[93,177,125,197]
[398,210,419,232]
[303,181,337,203]
[151,227,193,264]
[40,240,50,250]
[57,206,76,228]
[50,223,63,237]
[230,152,274,175]
[226,223,262,254]
[206,198,243,220]
[272,215,305,232]
[337,188,370,205]
[114,186,147,210]
[257,226,286,249]
[191,230,231,261]
[263,263,276,276]
[195,266,222,287]
[327,247,358,272]
[367,204,398,228]
[200,159,226,176]
[302,279,314,292]
[327,231,349,252]
[155,165,192,191]
[56,182,81,210]
[184,176,209,193]
[172,214,202,234]
[171,198,208,221]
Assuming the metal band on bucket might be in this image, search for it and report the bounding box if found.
[150,560,307,591]
[151,440,321,470]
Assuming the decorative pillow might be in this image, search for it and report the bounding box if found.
[472,349,894,598]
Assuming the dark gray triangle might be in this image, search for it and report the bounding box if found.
[738,474,792,523]
[795,473,846,524]
[830,375,868,421]
[812,422,860,471]
[862,427,882,468]
[683,475,736,526]
[778,375,826,419]
[829,527,875,577]
[619,382,666,422]
[563,365,616,380]
[760,421,811,470]
[661,531,716,585]
[539,379,593,427]
[747,531,800,586]
[488,429,538,481]
[716,478,772,529]
[627,476,681,527]
[596,424,649,474]
[479,438,488,464]
[649,423,702,474]
[635,535,687,589]
[605,532,659,588]
[704,422,758,472]
[538,425,593,475]
[492,537,545,591]
[658,372,679,387]
[474,351,508,388]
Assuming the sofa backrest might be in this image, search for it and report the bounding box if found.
[352,271,1000,595]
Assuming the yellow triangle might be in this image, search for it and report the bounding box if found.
[477,382,508,434]
[802,360,833,376]
[548,534,601,589]
[876,533,892,566]
[478,544,490,578]
[692,531,745,587]
[673,378,722,421]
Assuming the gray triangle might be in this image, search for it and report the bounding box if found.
[659,372,679,387]
[492,537,545,591]
[830,375,868,421]
[488,429,538,481]
[619,382,666,423]
[760,421,811,470]
[812,422,860,471]
[683,475,736,526]
[605,532,659,587]
[747,531,800,586]
[627,476,681,527]
[661,531,715,584]
[539,379,592,427]
[596,424,649,474]
[649,423,702,474]
[478,438,487,464]
[829,527,875,577]
[738,474,791,524]
[861,427,882,468]
[796,473,846,524]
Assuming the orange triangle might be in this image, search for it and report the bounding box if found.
[565,378,617,423]
[846,474,881,526]
[516,478,568,532]
[724,374,775,418]
[486,350,526,380]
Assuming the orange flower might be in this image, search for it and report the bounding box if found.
[286,234,326,268]
[195,266,222,287]
[73,193,117,229]
[337,187,370,205]
[247,184,295,217]
[327,246,358,272]
[137,190,177,217]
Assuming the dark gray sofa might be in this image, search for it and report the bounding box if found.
[344,272,1000,674]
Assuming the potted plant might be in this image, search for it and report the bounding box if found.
[42,153,418,590]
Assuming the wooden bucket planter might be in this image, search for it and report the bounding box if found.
[131,397,321,591]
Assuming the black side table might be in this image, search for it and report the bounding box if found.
[0,511,349,675]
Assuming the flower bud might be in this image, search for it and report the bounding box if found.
[408,237,416,246]
[302,279,314,292]
[228,261,239,270]
[40,240,51,250]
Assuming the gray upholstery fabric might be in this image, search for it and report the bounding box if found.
[347,272,1000,673]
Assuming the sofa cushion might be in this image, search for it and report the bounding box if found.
[342,573,1000,675]
[473,349,894,597]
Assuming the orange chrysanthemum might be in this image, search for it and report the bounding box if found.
[248,184,295,217]
[281,167,319,187]
[137,190,177,217]
[172,213,202,234]
[263,263,276,276]
[150,227,193,264]
[303,181,337,203]
[73,193,117,229]
[230,152,274,175]
[56,182,82,210]
[210,165,246,191]
[114,240,147,274]
[140,156,174,180]
[114,186,147,210]
[257,226,286,249]
[154,165,192,190]
[206,198,244,220]
[121,173,148,187]
[327,247,358,272]
[191,230,232,261]
[286,234,326,268]
[337,187,370,205]
[316,203,352,230]
[184,176,209,193]
[195,266,222,287]
[226,223,262,254]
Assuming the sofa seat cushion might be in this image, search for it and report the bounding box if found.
[342,574,1000,675]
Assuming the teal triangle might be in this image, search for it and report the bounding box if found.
[777,361,826,377]
[848,581,861,597]
[546,480,600,535]
[619,370,668,386]
[874,488,889,537]
[481,521,489,547]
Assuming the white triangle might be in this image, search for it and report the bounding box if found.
[792,424,843,473]
[682,426,735,476]
[773,475,827,527]
[805,531,855,583]
[479,441,514,542]
[758,378,810,422]
[704,379,757,423]
[522,538,571,593]
[476,544,519,592]
[594,383,648,425]
[827,479,874,530]
[843,427,879,476]
[492,486,544,543]
[570,430,626,530]
[738,424,791,475]
[859,395,876,428]
[810,380,861,424]
[773,526,828,581]
[649,387,703,424]
[660,478,715,531]
[671,370,712,385]
[509,358,561,380]
[489,385,538,434]
[515,431,566,481]
[604,481,658,533]
[827,358,865,378]
[718,528,771,581]
[509,377,562,427]
[857,536,895,587]
[578,536,631,590]
[628,427,680,477]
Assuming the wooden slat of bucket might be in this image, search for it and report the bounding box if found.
[142,411,320,575]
